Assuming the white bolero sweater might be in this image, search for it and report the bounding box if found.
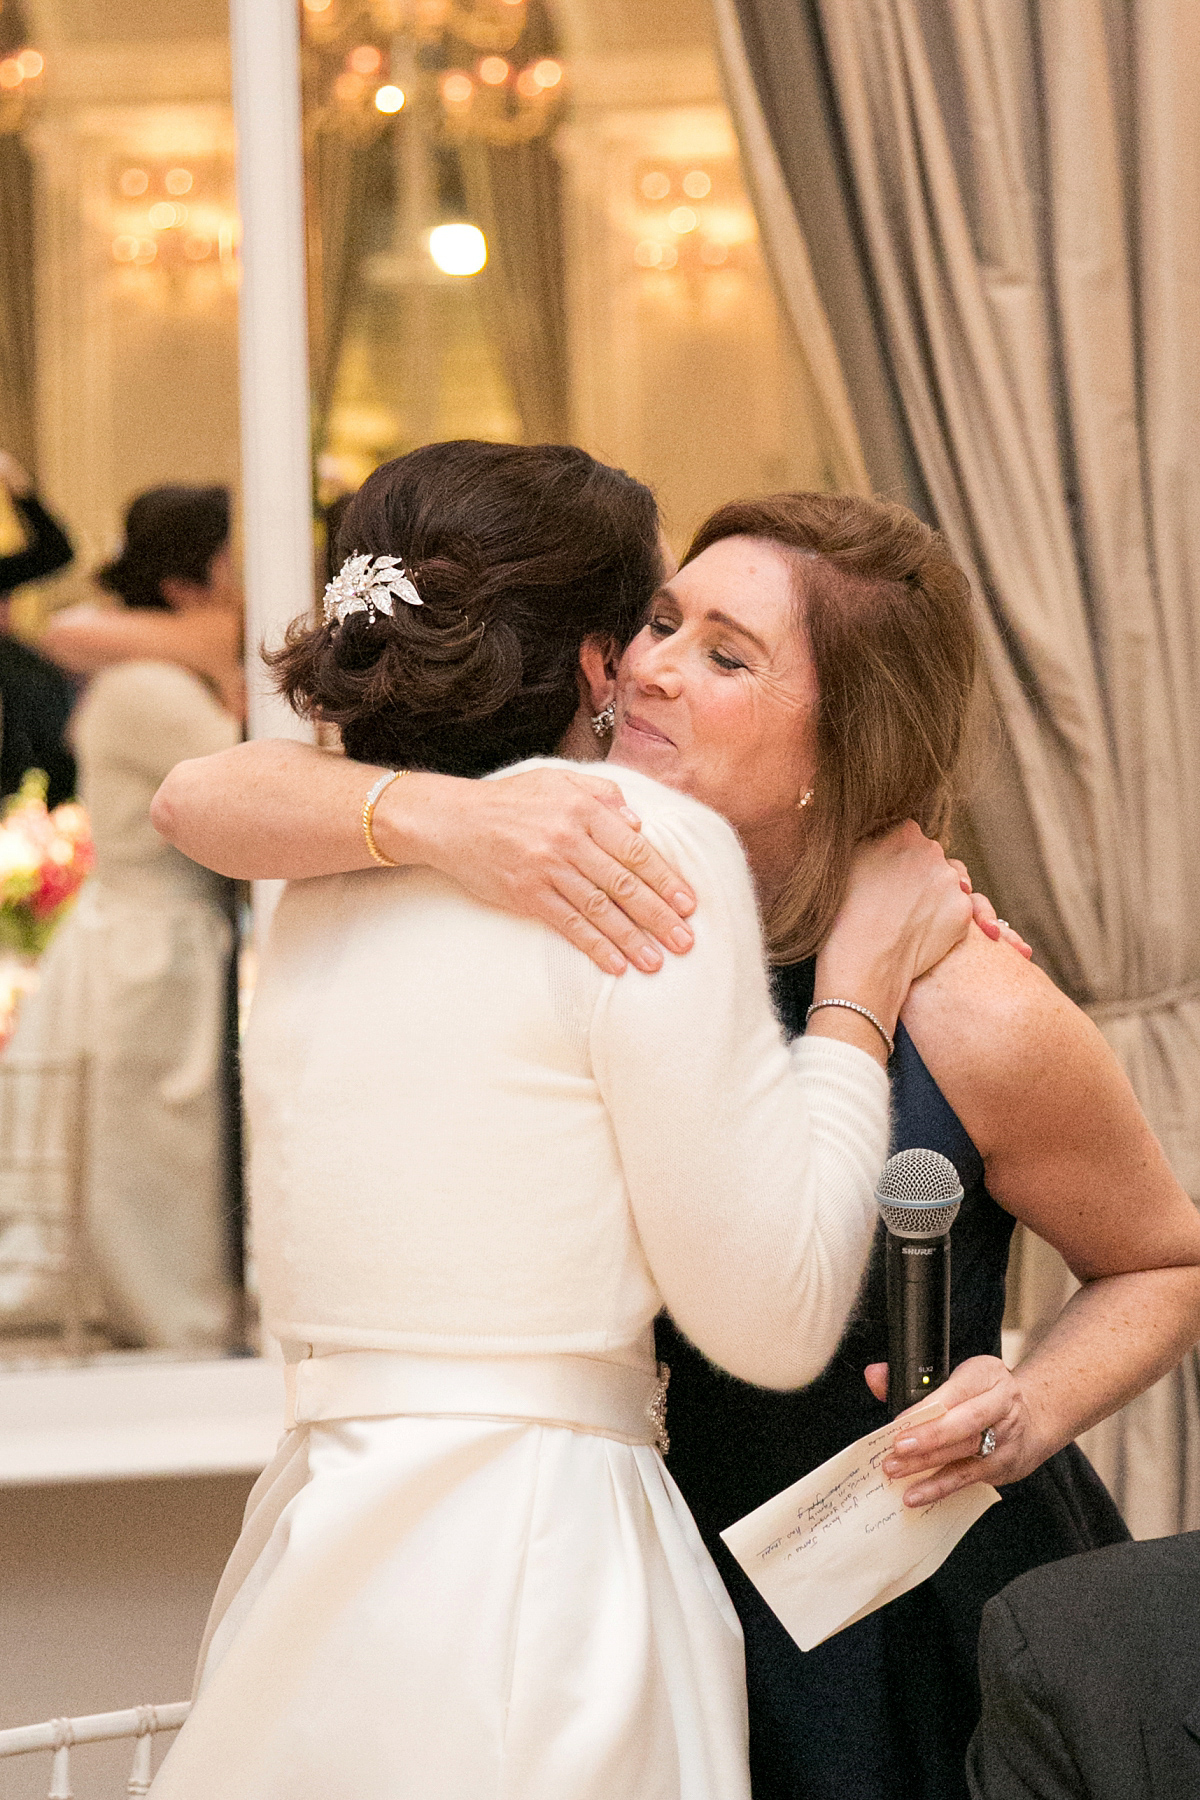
[245,761,890,1391]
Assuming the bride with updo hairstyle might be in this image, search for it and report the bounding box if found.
[150,440,973,1800]
[267,438,661,777]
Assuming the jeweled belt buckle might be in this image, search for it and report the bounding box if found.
[648,1362,670,1456]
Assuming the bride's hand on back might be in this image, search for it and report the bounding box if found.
[811,823,972,1063]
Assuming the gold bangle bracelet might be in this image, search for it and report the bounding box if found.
[362,769,405,867]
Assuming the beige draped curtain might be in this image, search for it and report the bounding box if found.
[0,131,38,478]
[306,126,388,448]
[455,0,569,444]
[719,0,1200,1536]
[0,0,36,477]
[458,137,569,444]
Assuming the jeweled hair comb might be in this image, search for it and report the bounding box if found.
[322,552,423,626]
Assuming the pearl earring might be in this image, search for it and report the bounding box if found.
[797,789,814,810]
[591,703,615,738]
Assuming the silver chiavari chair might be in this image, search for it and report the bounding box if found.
[0,1053,90,1356]
[0,1703,190,1797]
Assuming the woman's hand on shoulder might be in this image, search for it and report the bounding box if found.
[412,766,696,977]
[865,1356,1050,1503]
[948,858,1032,958]
[846,824,975,985]
[815,823,973,1051]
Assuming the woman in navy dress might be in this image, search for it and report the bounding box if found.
[657,955,1129,1800]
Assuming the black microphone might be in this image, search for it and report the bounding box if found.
[876,1148,964,1419]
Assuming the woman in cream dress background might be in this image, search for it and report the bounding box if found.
[4,486,243,1350]
[149,442,970,1800]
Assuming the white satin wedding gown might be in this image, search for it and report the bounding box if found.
[150,760,889,1800]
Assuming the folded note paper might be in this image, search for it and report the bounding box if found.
[720,1400,999,1652]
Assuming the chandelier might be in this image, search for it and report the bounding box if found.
[300,0,565,147]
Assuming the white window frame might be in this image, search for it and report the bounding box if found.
[230,0,314,747]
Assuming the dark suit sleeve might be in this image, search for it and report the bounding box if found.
[0,492,74,592]
[25,655,77,807]
[966,1593,1088,1800]
[0,639,78,805]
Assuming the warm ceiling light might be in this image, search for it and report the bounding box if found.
[531,58,562,88]
[641,171,671,201]
[478,56,509,85]
[633,240,663,268]
[440,70,474,105]
[682,169,711,199]
[111,235,141,263]
[668,206,698,234]
[16,48,43,79]
[0,60,23,88]
[333,70,364,101]
[148,201,184,230]
[349,44,382,75]
[374,84,405,113]
[428,223,487,276]
[657,245,679,270]
[119,168,149,197]
[165,167,193,195]
[515,67,540,97]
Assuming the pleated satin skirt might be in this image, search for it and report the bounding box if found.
[150,1390,750,1798]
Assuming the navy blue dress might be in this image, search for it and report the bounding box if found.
[655,958,1128,1800]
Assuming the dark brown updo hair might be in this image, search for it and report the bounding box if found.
[684,492,977,964]
[269,440,662,777]
[97,485,230,611]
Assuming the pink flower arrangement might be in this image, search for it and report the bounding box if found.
[0,769,94,958]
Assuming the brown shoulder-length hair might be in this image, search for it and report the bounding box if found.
[684,492,978,965]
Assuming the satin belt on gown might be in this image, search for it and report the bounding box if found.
[149,1348,751,1800]
[282,1344,670,1442]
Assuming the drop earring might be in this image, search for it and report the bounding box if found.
[797,789,814,810]
[591,703,615,739]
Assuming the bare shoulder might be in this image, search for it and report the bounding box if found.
[900,924,1199,1276]
[899,923,1118,1161]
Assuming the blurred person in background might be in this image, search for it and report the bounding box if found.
[9,485,244,1351]
[0,449,77,806]
[38,489,358,718]
[40,492,244,722]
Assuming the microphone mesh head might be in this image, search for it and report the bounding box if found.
[876,1147,963,1239]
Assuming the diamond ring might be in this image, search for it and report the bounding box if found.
[995,920,1009,932]
[979,1427,997,1458]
